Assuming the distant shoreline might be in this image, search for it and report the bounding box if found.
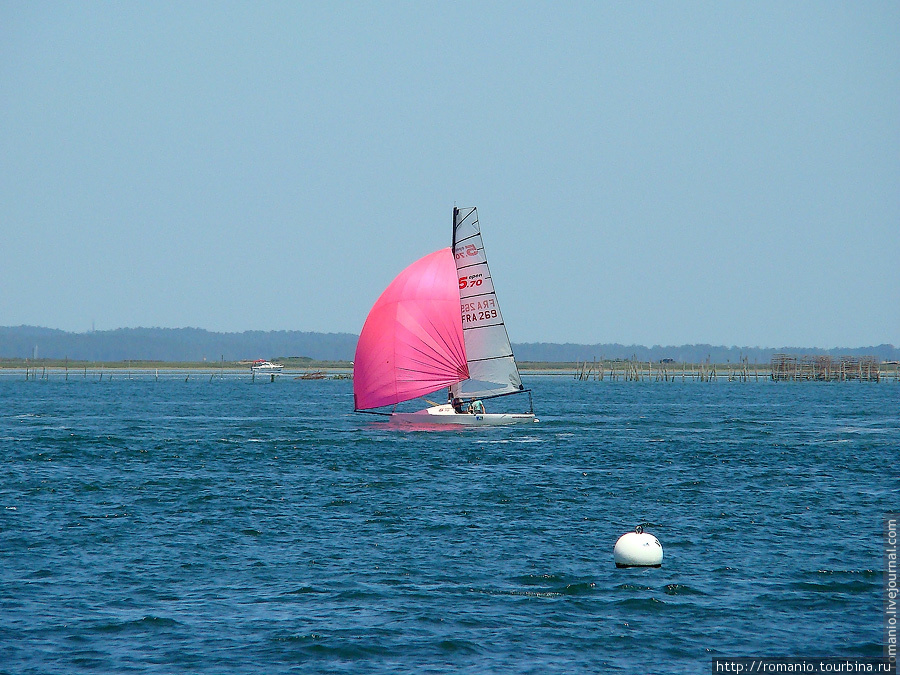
[0,358,574,373]
[0,358,353,370]
[3,358,897,382]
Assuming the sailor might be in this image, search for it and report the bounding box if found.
[451,397,465,413]
[471,399,485,414]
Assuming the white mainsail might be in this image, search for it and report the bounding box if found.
[450,207,525,400]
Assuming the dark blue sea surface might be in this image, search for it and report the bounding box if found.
[1,373,896,673]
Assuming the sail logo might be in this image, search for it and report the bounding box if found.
[459,274,484,290]
[454,244,478,260]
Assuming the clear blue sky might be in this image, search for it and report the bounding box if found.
[2,2,897,348]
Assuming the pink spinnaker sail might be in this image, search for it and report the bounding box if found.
[353,248,469,410]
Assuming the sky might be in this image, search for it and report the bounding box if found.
[1,2,897,348]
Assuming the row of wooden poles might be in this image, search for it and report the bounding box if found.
[769,354,885,382]
[20,364,207,382]
[574,356,898,383]
[575,358,735,382]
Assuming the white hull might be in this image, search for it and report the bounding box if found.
[251,361,284,374]
[391,404,537,426]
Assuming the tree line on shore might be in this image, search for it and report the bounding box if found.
[1,325,897,364]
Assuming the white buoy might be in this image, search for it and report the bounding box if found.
[614,525,663,568]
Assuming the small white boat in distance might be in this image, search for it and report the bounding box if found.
[250,359,283,374]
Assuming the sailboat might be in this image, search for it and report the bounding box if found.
[353,207,537,426]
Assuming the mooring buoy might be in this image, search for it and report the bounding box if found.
[614,525,663,568]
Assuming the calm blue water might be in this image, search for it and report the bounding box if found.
[1,374,896,673]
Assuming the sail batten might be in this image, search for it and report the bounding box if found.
[464,354,514,363]
[456,261,487,271]
[463,322,505,331]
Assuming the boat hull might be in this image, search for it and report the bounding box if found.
[250,361,284,374]
[390,404,537,426]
